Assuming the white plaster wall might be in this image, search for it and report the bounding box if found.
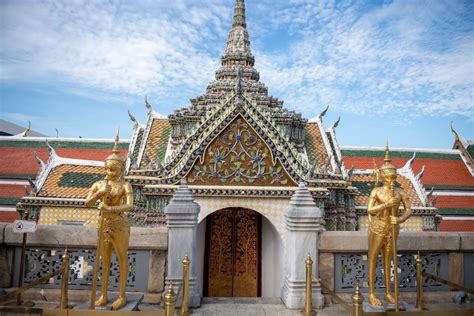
[197,207,284,298]
[261,215,284,297]
[196,219,207,298]
[195,197,288,236]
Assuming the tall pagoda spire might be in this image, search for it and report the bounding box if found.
[232,0,246,28]
[170,0,307,151]
[222,0,254,66]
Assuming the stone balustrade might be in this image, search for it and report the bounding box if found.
[0,222,472,306]
[0,223,168,293]
[318,231,474,298]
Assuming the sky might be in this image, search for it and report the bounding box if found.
[0,0,473,149]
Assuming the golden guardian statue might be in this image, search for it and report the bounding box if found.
[85,131,133,310]
[367,144,412,309]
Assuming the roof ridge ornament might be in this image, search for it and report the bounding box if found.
[128,110,137,123]
[145,96,153,113]
[235,67,243,95]
[318,105,329,119]
[34,151,46,172]
[17,120,31,137]
[415,165,425,181]
[330,116,340,130]
[45,140,58,160]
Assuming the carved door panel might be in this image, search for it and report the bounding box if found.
[204,208,261,297]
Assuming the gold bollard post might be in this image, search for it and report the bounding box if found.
[165,282,177,316]
[415,251,424,310]
[352,282,364,316]
[60,249,70,309]
[181,255,191,316]
[303,255,315,316]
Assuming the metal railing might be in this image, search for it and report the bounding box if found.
[0,248,70,309]
[416,251,474,310]
[163,254,191,316]
[304,254,363,316]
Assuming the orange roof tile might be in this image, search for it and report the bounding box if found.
[343,156,474,187]
[140,120,170,168]
[37,165,105,198]
[351,173,423,207]
[435,196,474,209]
[0,184,30,198]
[440,220,474,232]
[305,123,332,171]
[0,211,19,223]
[0,147,126,178]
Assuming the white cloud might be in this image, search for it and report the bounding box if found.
[0,0,473,122]
[253,0,474,120]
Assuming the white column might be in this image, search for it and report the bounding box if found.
[281,183,324,309]
[164,180,201,307]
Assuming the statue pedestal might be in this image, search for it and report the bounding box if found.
[363,299,416,312]
[75,293,144,311]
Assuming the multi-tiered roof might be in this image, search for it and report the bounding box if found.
[168,0,306,151]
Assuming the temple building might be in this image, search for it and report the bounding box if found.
[0,0,473,308]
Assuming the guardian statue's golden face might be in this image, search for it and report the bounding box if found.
[105,160,123,180]
[381,168,397,184]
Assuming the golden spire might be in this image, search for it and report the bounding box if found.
[106,128,125,165]
[380,141,396,170]
[113,127,120,154]
[384,141,391,163]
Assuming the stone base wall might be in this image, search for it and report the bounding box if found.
[318,231,474,301]
[0,223,168,294]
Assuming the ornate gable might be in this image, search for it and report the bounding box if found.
[187,115,295,186]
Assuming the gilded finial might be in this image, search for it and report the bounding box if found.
[113,127,120,154]
[380,141,396,171]
[384,141,390,163]
[106,128,125,166]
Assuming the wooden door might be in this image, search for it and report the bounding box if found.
[204,208,261,297]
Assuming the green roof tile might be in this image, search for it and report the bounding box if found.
[467,144,474,159]
[156,125,171,163]
[0,140,129,149]
[352,181,401,196]
[425,184,474,190]
[58,172,104,188]
[341,149,461,161]
[438,208,474,215]
[0,197,21,205]
[0,174,36,179]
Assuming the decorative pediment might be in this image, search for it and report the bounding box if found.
[187,115,296,186]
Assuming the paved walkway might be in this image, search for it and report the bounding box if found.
[138,298,349,315]
[9,297,474,316]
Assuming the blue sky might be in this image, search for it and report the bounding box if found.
[0,0,473,149]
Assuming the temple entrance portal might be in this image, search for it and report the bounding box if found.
[203,208,261,297]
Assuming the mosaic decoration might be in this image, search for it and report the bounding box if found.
[205,208,260,297]
[335,253,448,293]
[38,207,99,226]
[14,248,148,291]
[188,116,295,186]
[359,215,423,232]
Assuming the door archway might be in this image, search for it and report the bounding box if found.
[203,207,261,297]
